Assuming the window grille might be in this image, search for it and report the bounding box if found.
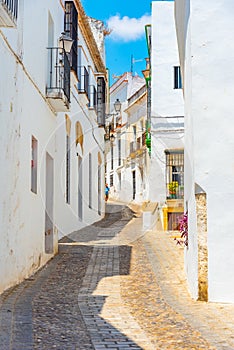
[165,150,184,199]
[97,76,106,126]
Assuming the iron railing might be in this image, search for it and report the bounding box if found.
[46,47,70,103]
[78,66,89,97]
[1,0,18,21]
[166,150,184,199]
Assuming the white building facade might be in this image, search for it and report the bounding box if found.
[150,1,184,230]
[105,73,149,204]
[0,0,107,294]
[175,0,234,302]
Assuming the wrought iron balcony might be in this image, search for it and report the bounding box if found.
[78,66,89,98]
[0,0,18,27]
[46,47,70,112]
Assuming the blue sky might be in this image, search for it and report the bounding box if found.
[82,0,152,85]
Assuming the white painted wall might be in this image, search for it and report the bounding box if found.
[0,0,106,294]
[106,74,148,204]
[150,1,184,204]
[175,0,234,302]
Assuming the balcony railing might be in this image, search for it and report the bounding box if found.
[0,0,18,27]
[78,66,89,97]
[46,47,70,112]
[89,84,97,112]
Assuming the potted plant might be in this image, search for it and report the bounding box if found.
[168,181,178,198]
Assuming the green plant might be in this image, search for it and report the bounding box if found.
[168,181,178,194]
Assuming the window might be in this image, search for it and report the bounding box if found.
[110,174,114,187]
[97,76,106,126]
[111,143,114,170]
[31,136,38,194]
[89,153,92,209]
[142,131,146,146]
[118,138,121,166]
[174,66,182,89]
[66,135,71,204]
[64,1,78,75]
[133,125,137,141]
[165,150,184,199]
[78,156,83,220]
[137,136,141,150]
[132,170,136,200]
[78,66,89,96]
[118,172,121,191]
[98,165,101,216]
[89,85,97,111]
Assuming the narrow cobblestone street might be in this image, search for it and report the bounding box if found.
[0,203,234,350]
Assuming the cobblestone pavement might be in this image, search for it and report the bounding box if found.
[0,203,234,349]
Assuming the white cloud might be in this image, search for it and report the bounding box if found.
[107,14,151,42]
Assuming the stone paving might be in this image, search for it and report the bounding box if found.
[0,203,233,349]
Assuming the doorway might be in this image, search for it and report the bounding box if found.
[98,165,101,215]
[132,170,136,200]
[168,212,181,230]
[45,152,54,254]
[78,156,83,221]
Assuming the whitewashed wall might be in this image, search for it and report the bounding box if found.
[106,74,147,204]
[175,0,234,302]
[150,1,184,204]
[0,0,105,294]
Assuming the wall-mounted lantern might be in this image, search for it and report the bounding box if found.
[59,32,73,53]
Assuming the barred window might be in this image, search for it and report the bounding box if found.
[165,150,184,199]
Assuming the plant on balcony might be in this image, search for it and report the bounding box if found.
[168,181,178,197]
[174,212,188,247]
